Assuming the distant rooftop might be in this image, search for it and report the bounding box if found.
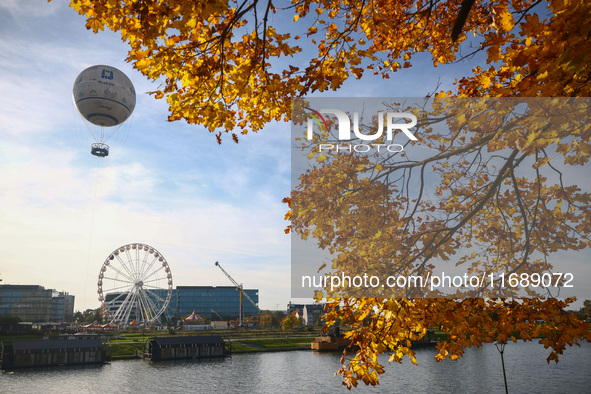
[150,336,225,347]
[0,284,47,290]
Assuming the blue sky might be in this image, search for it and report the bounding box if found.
[6,1,575,313]
[0,1,295,311]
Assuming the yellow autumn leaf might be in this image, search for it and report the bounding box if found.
[480,75,492,88]
[536,70,549,80]
[86,17,104,33]
[497,9,515,32]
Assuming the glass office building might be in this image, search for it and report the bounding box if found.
[0,285,75,322]
[174,286,259,320]
[103,289,173,323]
[101,286,258,322]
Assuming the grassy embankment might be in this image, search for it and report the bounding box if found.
[0,327,451,359]
[107,328,322,358]
[107,328,448,357]
[0,329,319,358]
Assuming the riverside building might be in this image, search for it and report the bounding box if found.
[0,284,75,323]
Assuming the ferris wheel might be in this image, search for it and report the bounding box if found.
[97,243,173,326]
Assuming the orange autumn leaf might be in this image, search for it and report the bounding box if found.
[53,0,591,142]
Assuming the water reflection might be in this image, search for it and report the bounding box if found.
[1,341,589,393]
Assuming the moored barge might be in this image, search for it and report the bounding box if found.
[1,339,108,369]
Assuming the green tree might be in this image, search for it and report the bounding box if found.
[273,310,286,328]
[0,316,21,332]
[584,300,591,320]
[281,314,301,330]
[82,308,103,324]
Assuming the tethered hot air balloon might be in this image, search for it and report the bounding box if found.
[72,65,136,157]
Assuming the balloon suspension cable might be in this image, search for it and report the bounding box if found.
[84,157,101,313]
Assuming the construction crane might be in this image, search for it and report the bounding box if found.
[215,261,259,327]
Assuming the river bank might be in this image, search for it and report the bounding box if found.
[109,336,316,359]
[1,326,452,359]
[0,328,323,360]
[3,342,591,393]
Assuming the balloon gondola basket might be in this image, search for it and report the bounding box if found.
[91,143,109,157]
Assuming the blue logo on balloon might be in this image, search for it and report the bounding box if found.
[101,69,114,80]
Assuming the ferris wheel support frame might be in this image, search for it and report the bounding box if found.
[97,243,173,327]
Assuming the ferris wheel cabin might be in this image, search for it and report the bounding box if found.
[91,143,109,157]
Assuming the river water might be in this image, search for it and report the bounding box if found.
[1,341,590,393]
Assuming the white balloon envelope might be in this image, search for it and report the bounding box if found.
[73,65,136,126]
[73,65,136,157]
